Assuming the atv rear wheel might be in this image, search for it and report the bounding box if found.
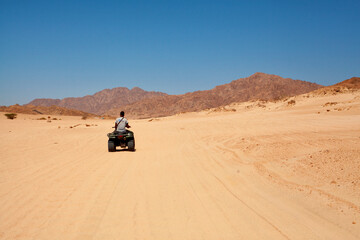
[128,139,135,151]
[108,140,115,152]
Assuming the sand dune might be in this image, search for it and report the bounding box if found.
[0,91,359,239]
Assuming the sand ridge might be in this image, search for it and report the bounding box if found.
[0,91,359,239]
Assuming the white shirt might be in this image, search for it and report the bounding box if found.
[115,117,128,132]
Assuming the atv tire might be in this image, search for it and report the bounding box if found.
[108,140,115,152]
[128,139,135,151]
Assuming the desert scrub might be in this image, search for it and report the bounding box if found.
[287,100,296,105]
[4,113,17,119]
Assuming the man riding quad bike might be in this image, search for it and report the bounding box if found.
[107,111,135,152]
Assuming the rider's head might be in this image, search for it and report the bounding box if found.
[120,111,125,117]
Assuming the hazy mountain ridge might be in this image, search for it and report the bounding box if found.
[0,104,96,117]
[28,87,168,115]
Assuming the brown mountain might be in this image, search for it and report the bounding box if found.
[333,77,360,89]
[106,72,323,118]
[311,77,360,95]
[28,87,167,115]
[0,104,96,117]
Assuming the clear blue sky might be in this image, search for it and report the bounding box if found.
[1,0,359,105]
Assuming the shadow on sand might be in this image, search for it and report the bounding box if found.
[115,148,136,152]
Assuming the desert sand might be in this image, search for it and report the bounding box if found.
[0,91,359,240]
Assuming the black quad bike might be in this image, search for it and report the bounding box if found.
[107,131,135,152]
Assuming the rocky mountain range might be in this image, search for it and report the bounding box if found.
[23,72,323,118]
[106,72,323,118]
[28,87,167,115]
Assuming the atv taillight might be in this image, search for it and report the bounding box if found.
[117,135,124,139]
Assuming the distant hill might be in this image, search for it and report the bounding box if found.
[334,77,360,89]
[28,87,168,115]
[0,104,96,117]
[311,77,360,95]
[106,72,323,118]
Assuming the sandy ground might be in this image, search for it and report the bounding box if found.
[0,92,359,240]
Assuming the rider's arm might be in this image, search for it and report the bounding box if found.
[124,119,130,128]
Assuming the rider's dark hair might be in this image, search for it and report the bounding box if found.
[120,111,125,117]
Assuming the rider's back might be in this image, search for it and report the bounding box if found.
[115,117,128,132]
